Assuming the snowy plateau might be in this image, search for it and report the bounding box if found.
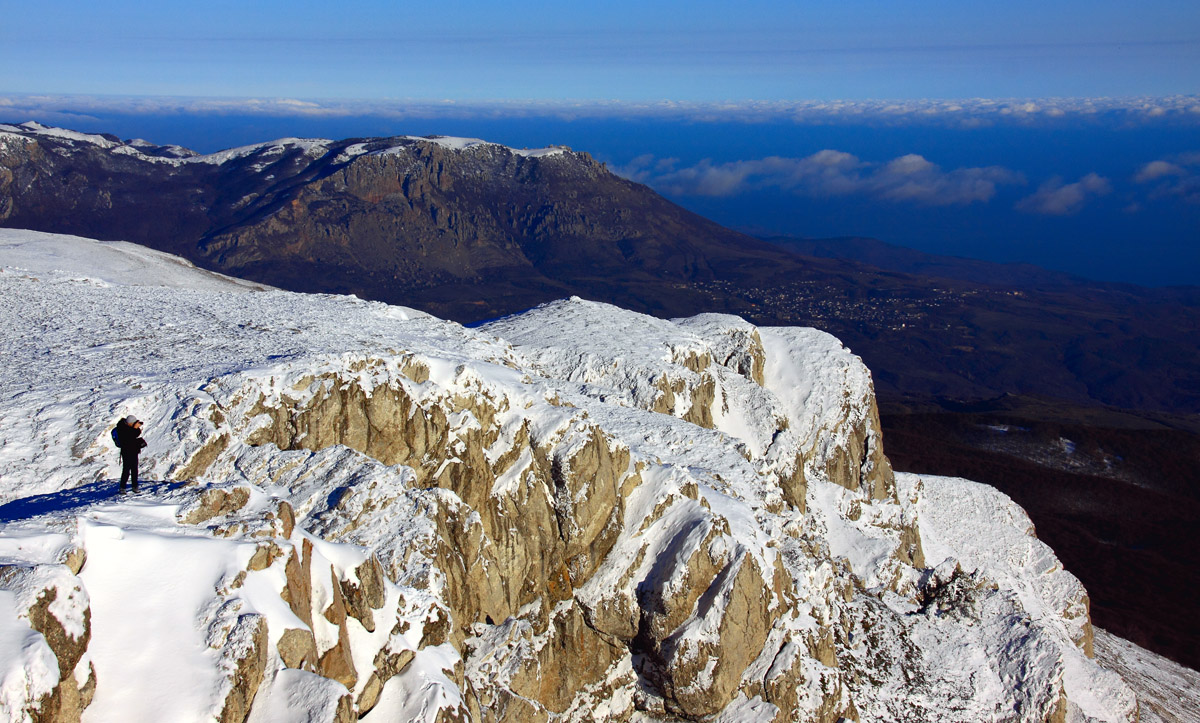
[0,228,1188,722]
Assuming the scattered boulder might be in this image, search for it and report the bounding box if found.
[179,485,252,525]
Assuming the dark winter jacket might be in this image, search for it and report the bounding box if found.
[115,421,147,458]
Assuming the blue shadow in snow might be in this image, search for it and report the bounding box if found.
[0,480,168,524]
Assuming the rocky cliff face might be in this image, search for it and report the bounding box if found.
[0,235,1139,722]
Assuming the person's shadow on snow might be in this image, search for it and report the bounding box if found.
[0,480,171,523]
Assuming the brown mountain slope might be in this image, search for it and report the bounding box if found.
[194,140,815,320]
[0,126,840,320]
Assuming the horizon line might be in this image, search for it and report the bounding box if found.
[3,91,1199,125]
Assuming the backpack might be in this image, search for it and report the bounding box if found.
[111,426,121,448]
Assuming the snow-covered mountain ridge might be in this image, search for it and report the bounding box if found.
[0,229,1146,721]
[0,121,567,168]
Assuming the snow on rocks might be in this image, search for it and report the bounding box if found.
[902,474,1138,722]
[0,550,92,722]
[9,122,336,168]
[187,138,332,167]
[2,122,566,172]
[13,122,119,150]
[401,135,568,158]
[0,230,1143,721]
[484,297,895,515]
[0,480,442,723]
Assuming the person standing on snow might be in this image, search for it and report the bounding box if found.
[114,415,147,493]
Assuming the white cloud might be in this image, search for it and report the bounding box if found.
[1134,160,1184,183]
[614,151,1023,206]
[1016,173,1112,215]
[1134,153,1200,204]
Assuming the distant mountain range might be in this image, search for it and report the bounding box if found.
[3,121,1198,415]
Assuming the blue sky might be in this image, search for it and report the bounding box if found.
[1,1,1197,285]
[2,0,1198,100]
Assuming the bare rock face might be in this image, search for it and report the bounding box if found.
[357,641,416,714]
[549,428,630,584]
[282,539,315,629]
[340,555,386,633]
[179,485,252,525]
[246,370,452,486]
[236,368,639,706]
[744,628,858,723]
[505,602,626,713]
[277,628,319,671]
[646,550,778,718]
[316,567,358,690]
[779,452,808,514]
[1070,593,1096,659]
[822,399,895,501]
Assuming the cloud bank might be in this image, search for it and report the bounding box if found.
[615,151,1024,206]
[1,93,1198,127]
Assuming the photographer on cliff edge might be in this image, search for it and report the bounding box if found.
[112,415,147,494]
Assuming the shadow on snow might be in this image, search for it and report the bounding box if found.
[0,480,177,523]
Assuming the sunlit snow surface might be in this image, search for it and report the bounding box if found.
[0,229,1171,721]
[1094,628,1200,723]
[0,229,271,291]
